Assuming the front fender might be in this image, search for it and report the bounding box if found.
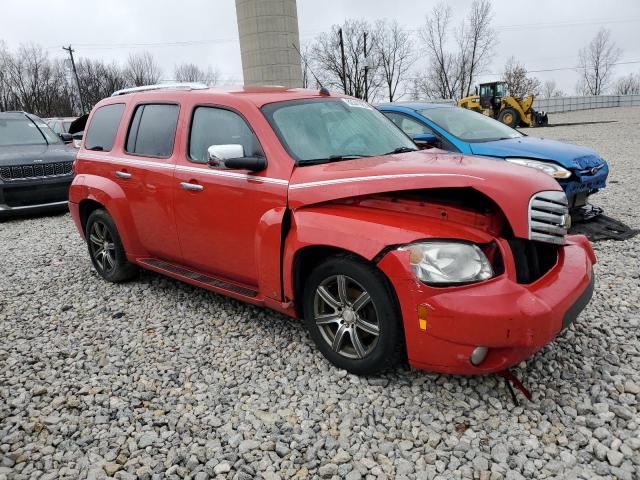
[281,204,494,301]
[70,174,146,257]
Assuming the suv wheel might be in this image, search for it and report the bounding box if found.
[303,255,404,375]
[86,209,138,282]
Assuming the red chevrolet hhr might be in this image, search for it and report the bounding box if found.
[68,84,595,375]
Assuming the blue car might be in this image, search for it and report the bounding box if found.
[377,102,608,213]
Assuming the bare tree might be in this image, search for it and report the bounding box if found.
[417,3,459,99]
[456,0,496,97]
[613,72,640,95]
[298,42,315,89]
[541,79,564,98]
[310,19,381,100]
[77,58,127,109]
[576,28,622,95]
[415,1,497,100]
[0,40,11,111]
[174,63,219,85]
[372,19,415,102]
[503,56,541,98]
[2,44,70,117]
[123,51,162,87]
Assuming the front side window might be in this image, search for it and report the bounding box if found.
[419,107,523,142]
[126,104,179,158]
[85,103,125,151]
[262,98,416,164]
[383,112,433,136]
[188,107,262,164]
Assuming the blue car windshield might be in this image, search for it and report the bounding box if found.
[419,107,523,142]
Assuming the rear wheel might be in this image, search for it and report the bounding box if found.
[498,107,519,128]
[86,209,138,282]
[303,255,404,375]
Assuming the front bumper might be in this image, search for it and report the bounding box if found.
[378,235,595,375]
[0,177,72,217]
[561,164,609,208]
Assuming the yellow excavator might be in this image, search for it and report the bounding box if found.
[457,81,548,127]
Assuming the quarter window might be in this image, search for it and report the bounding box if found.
[126,104,179,158]
[188,107,263,164]
[85,103,125,151]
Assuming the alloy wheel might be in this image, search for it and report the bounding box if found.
[313,274,380,359]
[88,221,116,273]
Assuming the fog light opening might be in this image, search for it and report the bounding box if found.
[470,346,489,366]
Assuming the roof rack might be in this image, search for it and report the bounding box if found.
[111,82,209,97]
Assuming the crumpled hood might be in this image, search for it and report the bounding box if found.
[0,144,77,167]
[288,150,562,240]
[469,136,605,170]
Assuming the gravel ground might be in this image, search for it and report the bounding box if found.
[1,107,639,480]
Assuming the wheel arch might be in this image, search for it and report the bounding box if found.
[78,199,105,234]
[74,176,147,258]
[292,245,370,317]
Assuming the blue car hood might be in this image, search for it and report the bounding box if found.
[469,136,604,170]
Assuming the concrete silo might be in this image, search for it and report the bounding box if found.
[235,0,303,88]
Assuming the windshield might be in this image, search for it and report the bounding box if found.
[0,116,61,146]
[419,107,523,142]
[262,98,416,164]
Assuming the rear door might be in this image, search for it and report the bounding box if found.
[115,102,182,262]
[172,104,289,288]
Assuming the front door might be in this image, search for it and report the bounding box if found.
[172,105,288,288]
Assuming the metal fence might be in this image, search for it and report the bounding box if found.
[533,95,640,113]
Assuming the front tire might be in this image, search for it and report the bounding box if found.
[86,209,138,283]
[498,107,519,128]
[303,255,404,375]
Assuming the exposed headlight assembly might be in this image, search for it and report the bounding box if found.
[399,241,493,285]
[506,158,572,179]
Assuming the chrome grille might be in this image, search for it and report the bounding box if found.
[528,191,569,245]
[0,161,73,181]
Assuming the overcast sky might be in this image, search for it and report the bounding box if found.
[2,0,639,96]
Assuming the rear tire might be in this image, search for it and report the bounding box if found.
[302,255,404,375]
[86,209,138,283]
[498,107,519,128]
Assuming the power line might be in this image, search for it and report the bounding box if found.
[405,60,640,80]
[42,17,640,51]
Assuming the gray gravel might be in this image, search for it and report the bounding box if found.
[1,107,639,480]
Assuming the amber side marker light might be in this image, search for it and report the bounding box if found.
[418,305,429,331]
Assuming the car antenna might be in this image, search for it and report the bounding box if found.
[291,42,330,96]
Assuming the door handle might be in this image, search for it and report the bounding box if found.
[180,181,204,192]
[115,170,132,179]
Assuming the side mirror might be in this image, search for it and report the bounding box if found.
[412,133,440,150]
[207,144,266,171]
[59,132,73,143]
[224,156,267,171]
[207,144,245,167]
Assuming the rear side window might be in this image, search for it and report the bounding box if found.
[85,103,125,151]
[126,104,179,158]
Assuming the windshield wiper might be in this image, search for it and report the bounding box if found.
[297,154,369,166]
[383,146,418,155]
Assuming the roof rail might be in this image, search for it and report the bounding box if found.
[111,82,209,97]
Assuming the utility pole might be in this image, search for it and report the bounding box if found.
[62,45,85,115]
[338,28,347,94]
[363,31,368,102]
